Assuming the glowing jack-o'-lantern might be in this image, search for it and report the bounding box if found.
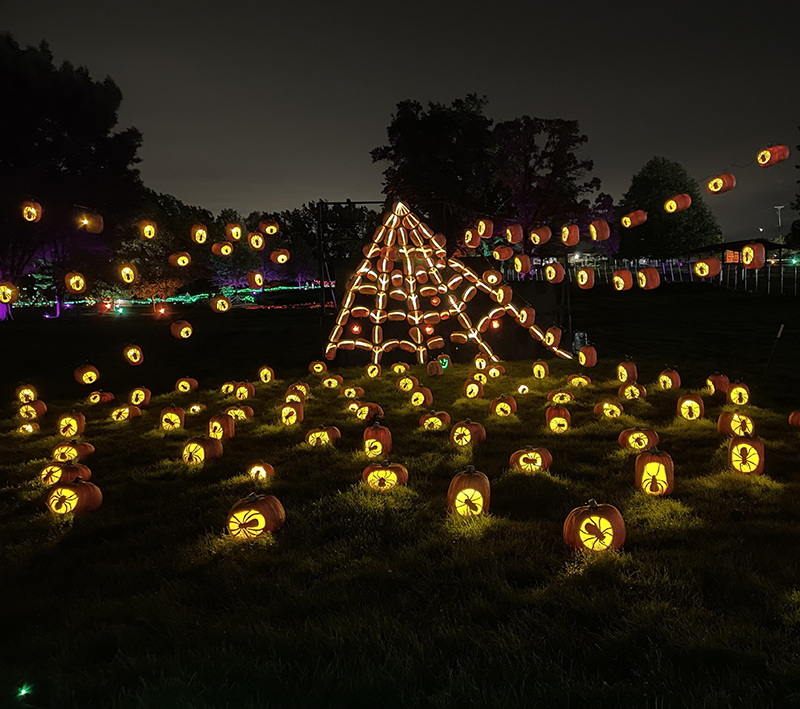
[188,403,206,415]
[546,406,570,433]
[727,383,750,406]
[635,447,674,496]
[621,210,647,228]
[638,267,660,290]
[728,436,764,475]
[477,219,493,239]
[364,421,392,458]
[718,411,755,437]
[492,245,513,261]
[225,406,254,421]
[545,263,565,283]
[58,412,85,438]
[305,426,341,446]
[490,395,517,417]
[756,145,789,167]
[576,268,595,290]
[47,478,102,515]
[225,223,243,241]
[183,437,223,464]
[464,228,480,248]
[322,374,343,389]
[248,232,265,251]
[210,295,231,313]
[561,224,579,246]
[505,223,523,244]
[473,355,488,370]
[118,263,138,285]
[664,194,691,213]
[450,419,486,448]
[618,427,658,450]
[248,463,274,480]
[211,241,234,257]
[694,258,721,279]
[420,410,451,430]
[707,174,736,194]
[346,400,361,414]
[469,370,488,385]
[464,380,484,400]
[391,362,410,375]
[530,226,551,245]
[65,272,87,294]
[366,363,382,378]
[516,384,530,395]
[170,320,193,339]
[617,362,638,383]
[356,403,384,422]
[548,391,574,404]
[677,394,704,421]
[309,361,327,374]
[589,219,610,241]
[341,386,364,400]
[410,386,433,407]
[271,249,290,264]
[544,327,562,349]
[191,224,208,244]
[619,383,646,400]
[169,252,192,267]
[281,402,303,426]
[77,212,104,233]
[160,406,185,431]
[123,344,144,366]
[658,369,681,390]
[140,220,157,239]
[16,385,37,403]
[258,366,274,384]
[362,461,408,491]
[487,364,505,379]
[19,400,47,419]
[40,462,91,486]
[247,271,264,289]
[18,422,39,434]
[259,220,280,235]
[129,387,151,406]
[613,269,633,291]
[22,201,42,222]
[52,441,95,463]
[564,499,625,551]
[594,401,623,418]
[510,447,552,474]
[532,361,549,379]
[397,375,418,392]
[567,374,591,387]
[110,405,142,422]
[208,414,235,440]
[87,391,113,405]
[741,243,765,270]
[706,373,730,396]
[447,466,490,517]
[235,382,255,400]
[514,254,531,273]
[578,347,597,368]
[227,493,285,539]
[0,282,20,304]
[176,377,199,393]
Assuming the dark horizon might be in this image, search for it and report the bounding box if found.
[4,1,799,241]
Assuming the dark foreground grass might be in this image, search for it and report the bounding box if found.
[1,284,800,709]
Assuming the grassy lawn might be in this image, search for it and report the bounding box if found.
[1,283,800,709]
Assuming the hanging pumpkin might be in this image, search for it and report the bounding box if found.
[509,447,552,473]
[420,410,451,430]
[397,375,419,392]
[366,363,381,379]
[322,374,343,389]
[567,374,591,387]
[225,406,254,421]
[532,361,549,379]
[447,466,490,517]
[176,377,199,393]
[728,436,764,475]
[694,258,721,278]
[259,219,280,235]
[188,403,207,415]
[160,406,185,431]
[530,226,551,245]
[210,295,231,313]
[364,420,392,458]
[191,224,208,244]
[638,267,660,290]
[621,210,647,228]
[707,174,736,194]
[248,463,274,480]
[227,494,285,538]
[727,382,750,406]
[169,252,192,267]
[450,419,486,448]
[247,271,264,289]
[140,220,157,239]
[47,478,102,515]
[170,320,193,339]
[235,382,255,400]
[258,366,275,384]
[578,347,597,367]
[658,369,681,390]
[563,499,625,551]
[225,223,243,241]
[613,269,633,291]
[18,400,47,419]
[463,380,484,399]
[87,391,113,405]
[129,387,152,406]
[270,249,290,264]
[490,395,517,416]
[116,263,138,285]
[576,268,595,290]
[110,405,142,422]
[677,394,704,421]
[492,245,514,261]
[756,145,789,167]
[22,200,42,222]
[561,224,580,246]
[356,403,384,422]
[544,327,562,349]
[362,461,408,491]
[546,406,571,433]
[123,344,144,366]
[464,228,481,249]
[594,401,624,418]
[211,241,234,257]
[741,243,765,270]
[618,427,658,450]
[477,219,493,239]
[58,412,85,438]
[545,263,565,283]
[305,426,341,446]
[514,254,531,274]
[391,362,410,375]
[183,437,223,464]
[717,411,755,437]
[65,272,87,294]
[504,223,523,244]
[248,232,265,251]
[619,383,646,400]
[589,219,610,242]
[482,270,502,286]
[664,194,692,213]
[635,447,674,496]
[40,462,91,486]
[410,386,433,407]
[16,384,37,403]
[617,362,638,383]
[52,441,95,463]
[78,212,104,233]
[548,391,574,404]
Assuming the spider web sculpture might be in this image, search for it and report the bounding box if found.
[324,201,574,365]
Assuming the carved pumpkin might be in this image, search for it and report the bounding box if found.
[410,386,433,407]
[594,401,624,418]
[617,362,638,383]
[420,410,451,430]
[469,370,488,385]
[211,241,234,257]
[362,461,408,491]
[464,380,484,399]
[677,394,704,421]
[227,494,285,538]
[532,361,549,379]
[509,447,552,474]
[487,364,505,379]
[728,436,764,475]
[548,391,574,404]
[664,194,691,213]
[464,228,480,248]
[225,223,243,241]
[567,374,591,387]
[170,320,193,339]
[576,267,595,290]
[182,437,223,464]
[188,403,207,415]
[505,223,523,244]
[694,258,721,278]
[577,347,597,368]
[546,406,571,433]
[741,243,765,270]
[191,224,208,244]
[224,406,254,421]
[247,271,264,288]
[619,383,646,400]
[0,282,20,304]
[248,232,265,251]
[450,419,486,448]
[175,377,198,393]
[47,478,102,515]
[52,441,95,463]
[58,412,85,438]
[78,212,104,233]
[727,383,750,406]
[638,267,660,290]
[346,400,361,413]
[19,400,47,419]
[356,403,384,422]
[322,374,344,389]
[707,174,736,194]
[341,386,364,399]
[110,405,142,422]
[123,344,144,366]
[561,224,579,246]
[589,219,610,242]
[658,369,680,390]
[477,219,493,239]
[490,395,517,416]
[564,499,625,551]
[140,220,157,239]
[544,327,562,349]
[235,382,255,400]
[635,447,674,496]
[396,375,418,392]
[757,145,789,167]
[271,249,290,264]
[618,427,658,450]
[545,263,565,283]
[473,355,488,370]
[514,254,531,274]
[169,252,192,267]
[221,381,236,396]
[621,210,647,228]
[16,385,37,403]
[259,220,280,235]
[305,426,341,446]
[392,362,410,374]
[717,411,755,437]
[248,463,274,480]
[74,365,99,385]
[364,421,392,458]
[40,462,91,486]
[492,245,514,261]
[366,363,382,379]
[18,422,39,434]
[530,226,551,245]
[210,295,231,313]
[447,466,490,517]
[258,366,275,384]
[613,269,633,291]
[22,200,42,222]
[160,406,185,431]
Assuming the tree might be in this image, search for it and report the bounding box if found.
[0,33,143,319]
[617,157,722,259]
[788,125,800,249]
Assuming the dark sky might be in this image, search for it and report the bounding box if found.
[5,1,799,241]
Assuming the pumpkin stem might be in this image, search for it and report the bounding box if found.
[466,465,475,474]
[649,446,660,454]
[248,492,258,502]
[587,498,599,509]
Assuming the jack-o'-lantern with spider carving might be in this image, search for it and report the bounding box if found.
[509,447,552,474]
[47,478,102,515]
[728,436,764,475]
[563,499,625,552]
[447,465,490,517]
[635,447,674,496]
[227,493,285,539]
[362,461,408,491]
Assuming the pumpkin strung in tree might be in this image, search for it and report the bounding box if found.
[410,386,433,407]
[638,267,660,290]
[450,419,486,448]
[514,254,531,274]
[544,327,562,349]
[22,200,42,222]
[183,437,223,464]
[235,382,256,400]
[621,210,647,228]
[52,441,95,463]
[188,403,206,415]
[169,252,192,267]
[617,361,637,383]
[677,394,704,421]
[548,391,574,404]
[787,410,800,427]
[258,366,275,384]
[305,425,341,446]
[248,463,274,480]
[129,387,152,406]
[322,374,344,389]
[160,406,185,431]
[545,263,565,283]
[464,228,480,248]
[635,447,674,496]
[464,379,484,400]
[657,369,681,390]
[16,384,37,403]
[589,219,610,242]
[191,224,208,244]
[366,363,381,379]
[123,344,144,366]
[509,447,552,474]
[75,365,99,385]
[211,241,234,257]
[741,243,765,270]
[532,361,549,379]
[504,223,523,244]
[757,145,789,167]
[447,465,490,517]
[728,436,764,475]
[248,231,265,251]
[19,400,47,419]
[564,499,625,551]
[0,282,20,304]
[694,258,721,278]
[169,320,193,339]
[110,405,142,422]
[225,223,243,241]
[707,173,736,194]
[362,461,408,491]
[477,219,493,239]
[364,420,392,458]
[47,478,103,515]
[576,267,595,290]
[594,401,624,418]
[567,374,591,387]
[613,269,633,291]
[618,427,659,450]
[492,245,514,261]
[140,220,157,239]
[78,212,104,233]
[717,411,755,437]
[664,194,691,213]
[210,295,231,313]
[356,403,384,421]
[490,394,517,416]
[40,462,91,486]
[259,219,280,235]
[227,493,285,539]
[561,224,580,246]
[727,382,750,406]
[530,226,551,245]
[225,405,254,421]
[271,249,290,264]
[247,271,264,289]
[546,406,571,433]
[87,391,113,405]
[391,362,410,374]
[58,412,85,438]
[420,410,451,430]
[426,360,444,376]
[619,383,646,400]
[706,373,730,396]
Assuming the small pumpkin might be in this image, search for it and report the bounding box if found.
[717,411,755,437]
[677,395,704,421]
[248,463,274,480]
[210,295,231,313]
[123,344,144,366]
[546,406,570,433]
[410,386,433,407]
[567,374,591,387]
[594,401,624,418]
[618,383,646,401]
[183,437,223,464]
[727,382,750,406]
[110,405,142,422]
[19,400,47,419]
[258,366,275,384]
[341,385,365,399]
[463,380,484,400]
[545,263,565,283]
[208,414,235,440]
[130,387,152,406]
[305,426,341,446]
[638,267,660,290]
[618,428,658,451]
[487,364,505,379]
[362,461,408,491]
[788,410,800,428]
[391,362,410,374]
[447,465,490,517]
[617,361,638,383]
[365,363,382,379]
[396,375,418,392]
[47,478,102,515]
[490,394,517,417]
[234,382,256,400]
[578,347,597,367]
[621,210,647,228]
[309,361,327,374]
[576,268,595,290]
[74,365,100,385]
[227,493,285,538]
[170,320,193,339]
[613,269,633,291]
[532,361,549,379]
[426,360,444,376]
[658,369,681,390]
[635,447,674,496]
[225,406,254,421]
[356,403,384,422]
[563,499,625,551]
[322,374,344,389]
[509,447,552,474]
[420,410,451,430]
[706,373,730,396]
[15,385,37,403]
[449,419,486,448]
[175,377,199,393]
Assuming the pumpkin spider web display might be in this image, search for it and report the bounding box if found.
[324,201,564,365]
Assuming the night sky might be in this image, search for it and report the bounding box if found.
[5,1,799,241]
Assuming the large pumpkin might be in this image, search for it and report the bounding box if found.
[364,421,392,458]
[563,500,625,551]
[727,382,750,406]
[490,395,517,417]
[530,226,551,245]
[635,447,674,496]
[694,258,721,279]
[638,268,660,290]
[707,174,736,194]
[410,386,433,407]
[578,347,597,367]
[741,243,765,270]
[280,402,303,426]
[546,406,570,433]
[756,145,789,167]
[447,465,490,517]
[227,494,285,538]
[589,219,610,241]
[52,441,95,463]
[561,224,579,246]
[58,412,85,438]
[40,462,91,486]
[19,400,47,419]
[47,478,102,515]
[160,406,185,431]
[362,461,408,491]
[123,344,144,366]
[576,267,595,290]
[617,362,638,383]
[450,419,486,448]
[545,263,565,283]
[621,210,647,228]
[182,437,223,464]
[210,295,231,313]
[658,369,681,390]
[618,427,658,451]
[305,426,341,446]
[664,194,691,213]
[463,380,484,400]
[509,447,552,474]
[728,437,765,475]
[16,384,37,403]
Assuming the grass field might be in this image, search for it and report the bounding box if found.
[1,283,800,709]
